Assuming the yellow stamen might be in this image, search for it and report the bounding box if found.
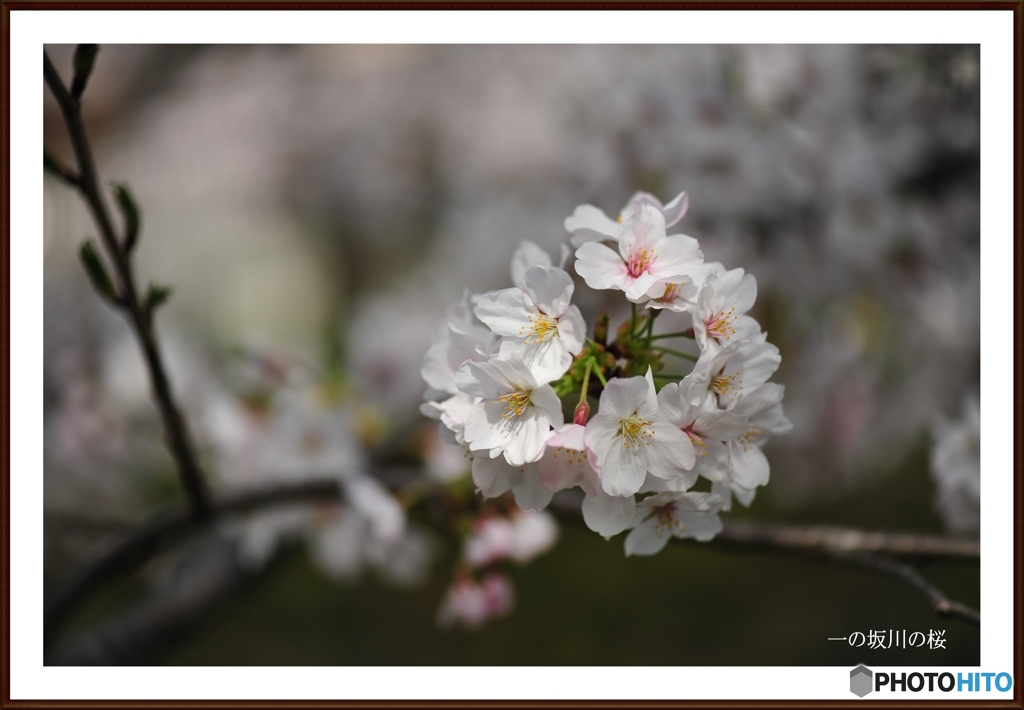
[493,390,531,419]
[620,414,654,449]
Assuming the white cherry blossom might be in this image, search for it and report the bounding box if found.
[693,268,762,354]
[564,190,690,248]
[574,204,703,303]
[688,338,781,410]
[581,489,637,539]
[456,351,563,466]
[475,266,586,383]
[510,240,571,291]
[657,378,750,483]
[716,383,793,510]
[624,491,724,556]
[645,261,726,313]
[584,369,695,497]
[471,455,554,512]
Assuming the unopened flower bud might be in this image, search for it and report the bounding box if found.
[573,400,590,425]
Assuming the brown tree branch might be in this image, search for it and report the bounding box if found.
[714,519,980,562]
[44,50,211,517]
[45,476,980,647]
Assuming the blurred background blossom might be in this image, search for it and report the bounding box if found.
[43,44,980,665]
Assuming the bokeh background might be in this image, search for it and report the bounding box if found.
[43,44,981,666]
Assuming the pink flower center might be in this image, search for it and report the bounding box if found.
[627,248,656,278]
[704,307,737,341]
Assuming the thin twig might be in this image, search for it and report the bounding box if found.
[841,553,981,626]
[44,50,211,517]
[713,520,980,627]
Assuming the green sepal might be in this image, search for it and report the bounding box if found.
[79,240,118,303]
[145,283,173,314]
[112,183,141,252]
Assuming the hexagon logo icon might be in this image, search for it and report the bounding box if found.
[850,665,873,697]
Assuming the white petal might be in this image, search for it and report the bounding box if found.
[582,490,636,539]
[556,305,586,356]
[510,241,552,291]
[524,265,574,318]
[472,454,520,497]
[624,517,671,556]
[660,191,690,228]
[676,509,723,542]
[565,204,621,245]
[511,464,554,511]
[475,288,535,338]
[575,242,628,293]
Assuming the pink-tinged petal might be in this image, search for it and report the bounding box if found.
[537,447,581,492]
[524,266,574,317]
[510,241,552,291]
[475,289,535,338]
[619,204,666,261]
[556,305,586,355]
[511,465,553,511]
[546,423,587,450]
[472,454,520,497]
[623,271,662,303]
[564,204,622,246]
[624,517,671,556]
[538,424,587,492]
[575,242,629,292]
[660,191,690,228]
[581,489,635,539]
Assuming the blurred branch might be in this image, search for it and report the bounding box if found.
[709,521,979,627]
[44,479,342,646]
[46,476,980,648]
[44,49,212,518]
[48,536,274,666]
[714,519,979,562]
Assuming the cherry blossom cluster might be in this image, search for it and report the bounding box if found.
[422,190,791,559]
